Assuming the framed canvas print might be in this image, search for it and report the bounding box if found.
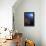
[24,12,35,26]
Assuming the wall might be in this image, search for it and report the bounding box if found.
[41,0,46,46]
[0,0,17,38]
[13,0,41,46]
[0,0,16,30]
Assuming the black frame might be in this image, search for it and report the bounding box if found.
[24,12,35,26]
